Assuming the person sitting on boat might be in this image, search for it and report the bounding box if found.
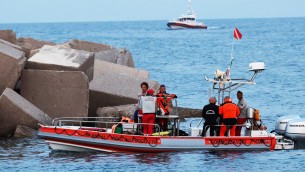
[134,82,149,123]
[201,97,219,137]
[141,89,157,135]
[156,85,177,131]
[219,96,240,136]
[156,85,177,115]
[235,91,248,136]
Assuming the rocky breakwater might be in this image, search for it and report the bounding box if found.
[0,30,202,137]
[0,30,161,137]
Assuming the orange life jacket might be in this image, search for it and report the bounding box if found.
[219,102,240,119]
[156,94,173,115]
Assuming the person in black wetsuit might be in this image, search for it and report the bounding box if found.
[201,97,220,137]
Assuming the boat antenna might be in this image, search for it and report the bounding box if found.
[188,0,193,13]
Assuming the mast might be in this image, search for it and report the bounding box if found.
[187,0,193,14]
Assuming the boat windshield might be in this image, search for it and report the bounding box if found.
[179,18,195,21]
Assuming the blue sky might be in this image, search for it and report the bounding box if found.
[1,0,305,23]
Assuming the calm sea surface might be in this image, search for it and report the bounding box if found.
[1,18,305,171]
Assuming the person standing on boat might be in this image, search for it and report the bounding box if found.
[134,82,149,122]
[219,96,240,136]
[141,89,156,135]
[201,97,219,137]
[156,85,177,131]
[235,91,248,136]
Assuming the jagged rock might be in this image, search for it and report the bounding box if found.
[0,41,26,94]
[0,30,17,44]
[96,104,137,118]
[26,45,94,81]
[14,125,38,137]
[89,71,159,116]
[62,39,135,67]
[0,88,52,137]
[17,37,55,58]
[94,59,149,80]
[20,70,89,119]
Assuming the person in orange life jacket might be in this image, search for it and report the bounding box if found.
[201,97,219,137]
[156,85,177,130]
[142,89,156,135]
[235,91,248,136]
[219,96,240,136]
[156,85,177,114]
[133,82,149,123]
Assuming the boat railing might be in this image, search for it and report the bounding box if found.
[201,123,265,137]
[51,117,165,136]
[52,117,120,127]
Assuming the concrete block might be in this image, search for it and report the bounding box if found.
[14,125,38,137]
[0,41,26,94]
[96,104,137,119]
[17,37,55,58]
[20,69,89,119]
[0,88,52,137]
[26,45,94,81]
[0,30,17,44]
[61,39,113,52]
[62,39,135,67]
[95,48,135,67]
[94,59,149,80]
[0,39,22,51]
[89,71,159,116]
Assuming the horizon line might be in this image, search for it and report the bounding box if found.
[1,16,304,25]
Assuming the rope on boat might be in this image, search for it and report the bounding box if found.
[53,127,158,147]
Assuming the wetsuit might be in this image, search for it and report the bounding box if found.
[202,103,219,137]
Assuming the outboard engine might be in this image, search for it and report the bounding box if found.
[274,115,300,135]
[285,119,305,149]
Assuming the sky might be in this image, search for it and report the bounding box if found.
[1,0,305,23]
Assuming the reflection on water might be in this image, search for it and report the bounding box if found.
[1,136,305,171]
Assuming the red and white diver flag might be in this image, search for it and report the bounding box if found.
[233,28,242,40]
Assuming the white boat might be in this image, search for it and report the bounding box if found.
[38,62,300,152]
[167,0,207,29]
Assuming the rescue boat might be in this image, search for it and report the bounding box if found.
[167,0,207,29]
[38,62,298,152]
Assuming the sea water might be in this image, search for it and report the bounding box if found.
[1,18,305,171]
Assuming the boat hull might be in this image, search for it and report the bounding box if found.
[167,22,207,29]
[38,126,276,153]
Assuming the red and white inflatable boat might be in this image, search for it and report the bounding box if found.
[38,62,296,152]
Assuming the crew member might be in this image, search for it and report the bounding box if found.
[201,97,219,137]
[141,89,156,135]
[156,85,177,131]
[235,91,248,136]
[134,82,149,122]
[219,96,240,136]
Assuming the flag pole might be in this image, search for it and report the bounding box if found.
[226,29,235,79]
[230,31,235,70]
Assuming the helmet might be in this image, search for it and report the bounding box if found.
[147,89,154,95]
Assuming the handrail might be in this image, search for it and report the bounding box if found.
[202,124,264,137]
[51,117,164,136]
[52,117,120,125]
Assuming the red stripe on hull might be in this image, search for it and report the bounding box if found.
[46,138,173,153]
[167,22,207,29]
